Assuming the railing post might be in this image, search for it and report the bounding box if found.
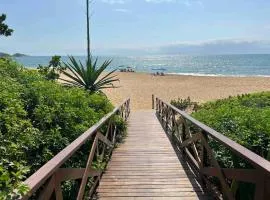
[199,130,208,188]
[152,94,154,109]
[200,130,209,167]
[254,172,270,200]
[165,105,169,131]
[156,98,158,112]
[54,172,63,200]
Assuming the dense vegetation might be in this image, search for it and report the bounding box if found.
[171,93,270,199]
[0,58,117,199]
[192,93,270,161]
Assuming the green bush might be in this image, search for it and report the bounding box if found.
[170,93,270,199]
[192,93,270,160]
[37,55,65,80]
[191,92,270,199]
[0,58,121,198]
[171,96,199,112]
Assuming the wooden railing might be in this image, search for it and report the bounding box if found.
[21,98,130,200]
[154,96,270,200]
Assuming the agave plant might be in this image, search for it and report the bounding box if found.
[60,56,119,93]
[59,0,119,93]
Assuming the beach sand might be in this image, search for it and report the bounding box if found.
[103,72,270,110]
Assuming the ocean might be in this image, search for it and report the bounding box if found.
[14,54,270,77]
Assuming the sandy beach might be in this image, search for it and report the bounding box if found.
[103,72,270,110]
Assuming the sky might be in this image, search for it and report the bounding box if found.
[1,0,270,55]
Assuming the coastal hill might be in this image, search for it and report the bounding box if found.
[13,53,28,57]
[0,52,10,57]
[0,52,28,57]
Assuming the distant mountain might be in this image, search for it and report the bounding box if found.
[0,52,10,57]
[0,52,28,58]
[13,53,28,57]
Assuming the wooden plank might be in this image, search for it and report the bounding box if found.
[98,196,209,200]
[56,168,101,182]
[99,181,200,186]
[105,167,189,170]
[98,197,208,200]
[98,185,203,189]
[97,188,204,193]
[101,175,192,179]
[100,178,198,182]
[98,192,206,197]
[97,110,208,199]
[102,172,193,176]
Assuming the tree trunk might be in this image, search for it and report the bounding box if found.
[86,0,91,62]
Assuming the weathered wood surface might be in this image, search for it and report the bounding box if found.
[96,110,208,199]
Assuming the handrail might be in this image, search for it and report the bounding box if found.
[157,97,270,173]
[154,95,270,200]
[21,98,130,200]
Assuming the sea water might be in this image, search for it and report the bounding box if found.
[14,54,270,77]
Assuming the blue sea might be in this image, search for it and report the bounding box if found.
[14,54,270,77]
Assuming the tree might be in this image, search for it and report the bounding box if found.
[0,14,13,36]
[38,55,65,80]
[49,55,62,68]
[60,0,119,93]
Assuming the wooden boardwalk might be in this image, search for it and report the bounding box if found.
[96,110,208,200]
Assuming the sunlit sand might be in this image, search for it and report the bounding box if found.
[103,72,270,110]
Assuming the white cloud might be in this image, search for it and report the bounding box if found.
[114,8,131,13]
[101,0,128,4]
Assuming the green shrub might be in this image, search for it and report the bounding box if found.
[0,58,123,198]
[192,93,270,160]
[171,97,199,112]
[37,55,65,80]
[191,92,270,199]
[0,59,38,199]
[170,93,270,199]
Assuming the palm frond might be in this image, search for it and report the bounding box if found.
[59,56,119,93]
[58,78,85,88]
[96,59,112,78]
[95,77,119,88]
[60,68,86,87]
[62,57,86,85]
[97,69,118,83]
